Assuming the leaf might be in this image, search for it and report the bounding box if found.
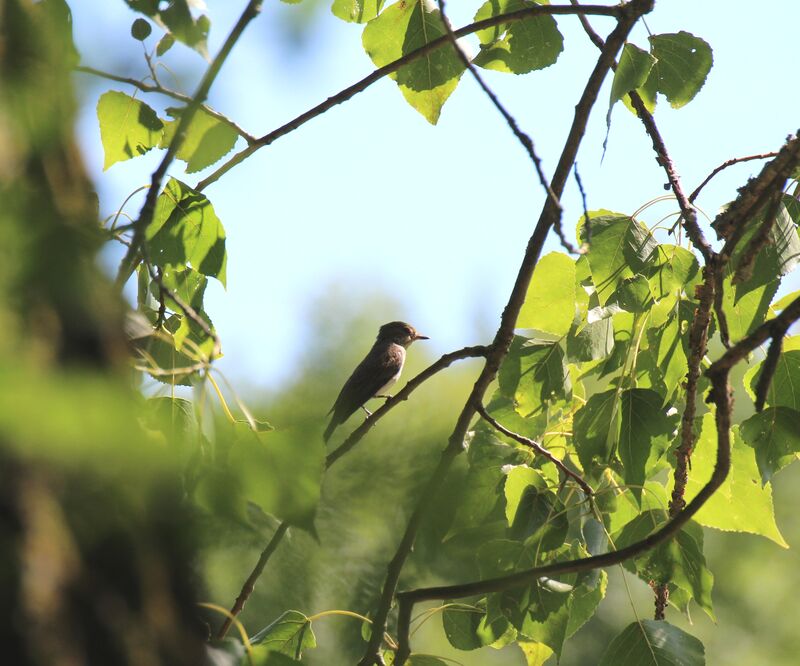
[616,513,714,619]
[608,43,656,122]
[614,274,653,313]
[618,389,673,502]
[748,349,800,411]
[156,32,176,56]
[573,389,619,471]
[361,0,465,124]
[518,252,576,336]
[567,316,614,362]
[580,213,657,304]
[680,413,788,547]
[740,407,800,484]
[473,0,564,74]
[250,610,316,659]
[599,620,705,666]
[131,17,152,41]
[97,91,164,169]
[407,656,449,665]
[634,32,713,112]
[656,314,687,402]
[160,107,239,173]
[248,646,300,665]
[125,0,210,58]
[441,601,510,650]
[331,0,384,23]
[518,640,554,666]
[146,178,227,285]
[504,466,568,550]
[227,423,324,530]
[499,339,570,417]
[720,271,778,342]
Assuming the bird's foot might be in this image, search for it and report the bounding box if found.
[375,394,393,401]
[361,405,373,417]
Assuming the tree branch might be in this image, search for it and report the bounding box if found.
[215,344,488,639]
[195,2,628,192]
[361,3,655,662]
[116,0,264,285]
[689,152,780,203]
[475,402,593,498]
[75,65,256,143]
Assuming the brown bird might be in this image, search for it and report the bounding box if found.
[323,321,428,442]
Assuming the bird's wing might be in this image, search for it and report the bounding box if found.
[328,345,403,426]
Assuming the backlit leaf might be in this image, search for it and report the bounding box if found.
[97,91,163,169]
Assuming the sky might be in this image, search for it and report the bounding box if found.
[69,0,800,390]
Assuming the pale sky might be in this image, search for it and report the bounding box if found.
[70,0,800,389]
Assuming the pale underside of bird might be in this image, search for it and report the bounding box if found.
[323,321,427,442]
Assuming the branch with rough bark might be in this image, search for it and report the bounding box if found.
[358,2,655,663]
[215,344,488,639]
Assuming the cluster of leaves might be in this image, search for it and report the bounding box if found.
[432,195,800,663]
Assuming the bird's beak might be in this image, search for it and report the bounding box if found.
[415,333,429,340]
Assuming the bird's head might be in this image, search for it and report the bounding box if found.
[377,321,429,347]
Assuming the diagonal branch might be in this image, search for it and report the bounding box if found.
[475,402,593,498]
[116,0,264,286]
[361,2,655,663]
[215,344,488,639]
[195,3,628,192]
[689,152,780,203]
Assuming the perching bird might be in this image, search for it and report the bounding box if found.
[323,321,428,442]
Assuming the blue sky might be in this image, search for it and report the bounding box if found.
[70,1,800,389]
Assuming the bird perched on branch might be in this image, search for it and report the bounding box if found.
[323,321,428,442]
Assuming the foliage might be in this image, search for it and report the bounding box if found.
[3,0,800,665]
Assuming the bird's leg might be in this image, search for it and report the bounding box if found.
[361,405,373,417]
[375,394,393,401]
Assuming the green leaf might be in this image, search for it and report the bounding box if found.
[567,316,614,362]
[160,108,239,173]
[680,413,788,547]
[656,314,687,402]
[573,389,619,471]
[97,91,164,169]
[608,43,656,119]
[473,0,563,74]
[618,389,672,501]
[131,17,152,41]
[635,32,713,112]
[248,646,301,666]
[616,513,714,619]
[647,244,701,302]
[227,423,324,529]
[614,274,653,313]
[361,0,466,124]
[518,641,554,666]
[251,610,316,659]
[749,349,800,411]
[504,466,567,550]
[442,601,510,651]
[499,339,570,417]
[720,271,778,342]
[156,32,175,56]
[331,0,384,23]
[580,213,657,304]
[518,252,576,336]
[146,178,227,285]
[599,620,705,665]
[740,407,800,484]
[125,0,210,58]
[407,656,449,665]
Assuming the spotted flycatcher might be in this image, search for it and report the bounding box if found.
[323,321,428,442]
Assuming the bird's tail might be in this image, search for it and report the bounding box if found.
[323,417,337,443]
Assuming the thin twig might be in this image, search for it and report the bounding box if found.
[435,0,565,244]
[215,345,488,639]
[115,0,264,286]
[364,2,655,662]
[574,162,591,248]
[689,152,780,203]
[75,65,256,143]
[475,403,593,497]
[755,335,784,412]
[195,3,629,192]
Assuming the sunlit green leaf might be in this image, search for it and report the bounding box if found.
[599,620,705,665]
[748,349,800,411]
[740,407,800,484]
[442,601,510,651]
[473,0,563,74]
[518,252,576,336]
[608,43,656,120]
[251,610,316,659]
[361,0,465,124]
[331,0,384,23]
[680,413,788,547]
[500,339,569,417]
[573,389,618,471]
[97,91,164,169]
[125,0,210,58]
[518,640,554,666]
[160,107,239,173]
[580,213,657,304]
[635,32,713,112]
[147,178,227,285]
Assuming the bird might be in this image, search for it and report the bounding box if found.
[323,321,428,442]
